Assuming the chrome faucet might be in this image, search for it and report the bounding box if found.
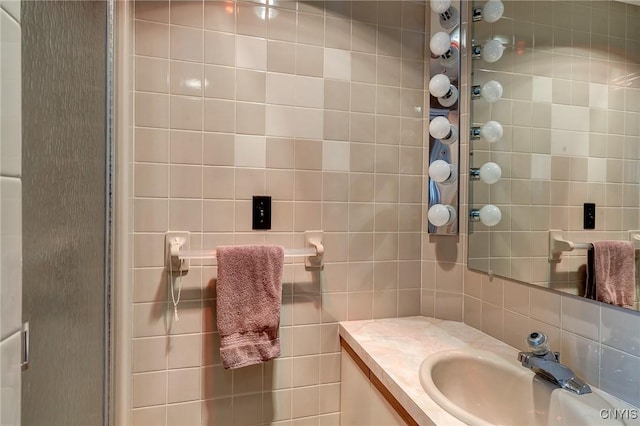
[517,332,592,395]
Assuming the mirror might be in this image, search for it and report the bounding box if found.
[468,0,640,311]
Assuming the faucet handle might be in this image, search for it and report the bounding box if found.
[527,332,550,356]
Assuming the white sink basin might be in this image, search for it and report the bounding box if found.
[420,349,637,426]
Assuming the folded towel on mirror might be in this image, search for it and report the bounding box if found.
[591,241,636,308]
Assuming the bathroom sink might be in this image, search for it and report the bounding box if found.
[420,349,635,426]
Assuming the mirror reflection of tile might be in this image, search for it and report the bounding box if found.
[468,0,640,312]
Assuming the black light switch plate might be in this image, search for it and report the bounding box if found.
[252,196,272,230]
[584,203,595,229]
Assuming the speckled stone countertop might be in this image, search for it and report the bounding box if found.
[339,316,520,426]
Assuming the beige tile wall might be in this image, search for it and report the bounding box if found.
[469,0,640,292]
[131,1,427,424]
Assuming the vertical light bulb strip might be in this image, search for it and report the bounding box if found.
[469,0,506,230]
[427,0,462,235]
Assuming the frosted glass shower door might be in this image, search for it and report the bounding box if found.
[21,1,112,425]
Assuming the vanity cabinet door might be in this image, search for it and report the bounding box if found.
[340,349,405,426]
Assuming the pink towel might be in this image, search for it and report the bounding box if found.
[216,245,284,369]
[592,241,636,308]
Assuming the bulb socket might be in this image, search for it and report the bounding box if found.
[472,6,483,21]
[471,45,482,60]
[438,6,459,30]
[470,127,481,140]
[471,85,482,100]
[470,168,480,180]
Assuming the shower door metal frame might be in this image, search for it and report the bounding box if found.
[105,0,116,424]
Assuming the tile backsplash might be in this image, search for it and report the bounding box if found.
[131,1,427,423]
[463,270,640,407]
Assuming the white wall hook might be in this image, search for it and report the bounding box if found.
[165,231,190,273]
[304,230,324,270]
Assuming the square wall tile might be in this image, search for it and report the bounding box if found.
[132,406,166,426]
[0,331,21,426]
[133,371,168,408]
[168,401,201,426]
[204,31,235,66]
[1,178,21,340]
[234,135,266,168]
[600,347,640,408]
[170,61,202,97]
[530,287,561,326]
[1,9,22,177]
[135,21,169,58]
[236,102,266,136]
[236,35,267,71]
[170,25,203,62]
[168,368,201,403]
[135,1,169,23]
[561,295,600,341]
[204,0,235,32]
[1,0,19,22]
[170,96,202,131]
[136,57,170,94]
[600,306,640,357]
[135,128,169,163]
[322,141,350,171]
[296,44,323,77]
[133,336,168,373]
[170,1,203,28]
[560,331,600,387]
[323,48,351,81]
[135,93,169,128]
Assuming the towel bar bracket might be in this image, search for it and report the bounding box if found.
[305,230,324,271]
[165,231,191,273]
[549,230,573,262]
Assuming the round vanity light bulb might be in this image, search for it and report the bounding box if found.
[429,116,452,139]
[428,204,457,227]
[430,0,451,14]
[438,85,459,108]
[430,32,451,56]
[479,162,502,184]
[480,120,503,143]
[479,204,502,227]
[429,160,455,183]
[481,80,503,103]
[429,74,451,98]
[482,0,505,23]
[482,39,505,63]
